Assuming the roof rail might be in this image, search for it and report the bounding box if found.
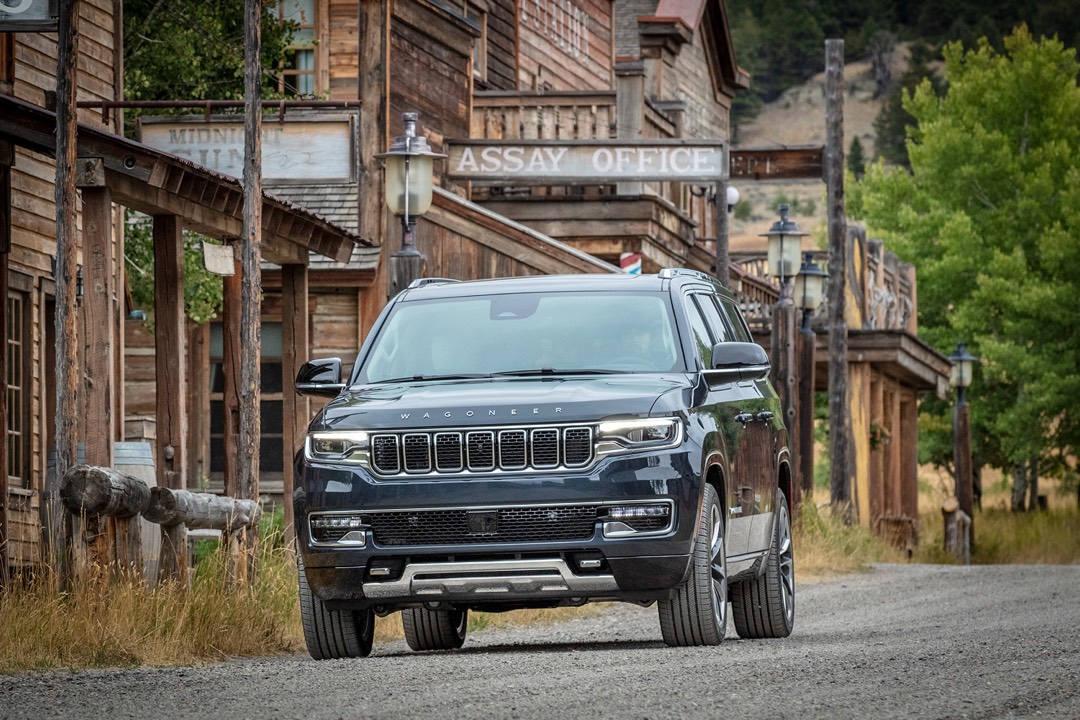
[407,277,461,289]
[658,268,718,283]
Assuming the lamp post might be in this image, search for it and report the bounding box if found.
[949,341,977,544]
[376,112,444,296]
[761,204,808,506]
[793,252,827,502]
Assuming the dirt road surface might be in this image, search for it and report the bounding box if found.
[3,564,1078,719]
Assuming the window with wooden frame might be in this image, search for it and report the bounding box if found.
[6,287,29,488]
[278,0,319,97]
[465,2,488,84]
[208,322,285,488]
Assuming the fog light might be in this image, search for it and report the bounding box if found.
[309,513,368,546]
[608,505,670,520]
[603,502,673,538]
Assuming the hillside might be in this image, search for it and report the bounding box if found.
[727,45,912,254]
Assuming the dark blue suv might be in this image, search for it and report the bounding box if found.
[294,269,794,658]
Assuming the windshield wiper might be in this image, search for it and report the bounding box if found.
[493,368,621,377]
[372,373,494,384]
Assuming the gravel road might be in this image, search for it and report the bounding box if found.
[3,564,1078,719]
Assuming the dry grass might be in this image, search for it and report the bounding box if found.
[793,502,907,581]
[0,537,304,674]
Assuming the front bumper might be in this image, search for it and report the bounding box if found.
[295,448,701,608]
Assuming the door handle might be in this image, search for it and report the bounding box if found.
[734,412,754,425]
[756,411,774,422]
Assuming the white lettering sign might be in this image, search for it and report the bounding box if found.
[446,141,726,184]
[138,116,355,184]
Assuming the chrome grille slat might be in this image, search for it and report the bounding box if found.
[368,425,594,477]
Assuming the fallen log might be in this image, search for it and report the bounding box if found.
[144,487,262,531]
[60,464,152,519]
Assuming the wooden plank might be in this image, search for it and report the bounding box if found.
[152,214,188,583]
[729,145,825,182]
[359,0,388,319]
[280,264,308,549]
[79,184,116,571]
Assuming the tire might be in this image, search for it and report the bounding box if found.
[658,483,728,646]
[731,488,795,639]
[401,607,469,651]
[298,555,375,659]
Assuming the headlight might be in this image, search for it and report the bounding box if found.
[596,418,682,455]
[305,430,370,465]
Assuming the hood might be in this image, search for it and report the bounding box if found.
[313,375,692,430]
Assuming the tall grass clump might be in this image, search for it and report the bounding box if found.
[794,502,906,579]
[0,510,303,673]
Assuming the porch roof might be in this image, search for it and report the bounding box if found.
[0,94,363,265]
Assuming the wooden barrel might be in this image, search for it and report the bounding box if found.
[114,442,161,580]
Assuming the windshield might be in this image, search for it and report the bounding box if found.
[357,291,684,383]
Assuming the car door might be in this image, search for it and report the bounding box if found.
[715,296,782,556]
[683,292,754,558]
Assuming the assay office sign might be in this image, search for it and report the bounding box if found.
[0,0,58,32]
[446,140,726,184]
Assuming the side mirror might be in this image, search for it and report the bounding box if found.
[295,358,345,398]
[709,342,771,381]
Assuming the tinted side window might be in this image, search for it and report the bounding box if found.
[718,298,754,343]
[684,296,715,368]
[697,294,732,344]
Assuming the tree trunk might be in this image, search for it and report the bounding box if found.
[1010,460,1027,512]
[1027,455,1040,512]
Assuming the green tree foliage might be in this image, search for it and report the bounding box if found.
[872,41,943,168]
[124,212,224,325]
[125,0,296,105]
[849,27,1080,489]
[847,137,866,179]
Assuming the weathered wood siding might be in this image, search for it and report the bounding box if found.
[5,0,117,568]
[484,0,517,90]
[327,0,359,99]
[390,12,472,151]
[517,0,613,91]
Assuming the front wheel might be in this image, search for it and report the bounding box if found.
[731,488,795,639]
[658,483,728,646]
[298,556,375,659]
[402,607,468,651]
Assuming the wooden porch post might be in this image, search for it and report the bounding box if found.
[238,0,264,584]
[77,159,119,573]
[152,214,188,583]
[358,0,389,335]
[825,39,852,522]
[281,264,309,549]
[54,0,82,587]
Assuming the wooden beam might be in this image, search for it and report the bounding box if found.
[236,0,264,587]
[152,214,189,583]
[825,39,852,522]
[55,0,81,587]
[222,257,242,502]
[730,145,825,182]
[79,181,117,572]
[359,0,389,335]
[281,264,309,550]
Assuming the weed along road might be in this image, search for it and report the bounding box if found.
[3,564,1078,719]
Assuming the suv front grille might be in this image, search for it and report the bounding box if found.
[367,505,599,546]
[370,425,593,476]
